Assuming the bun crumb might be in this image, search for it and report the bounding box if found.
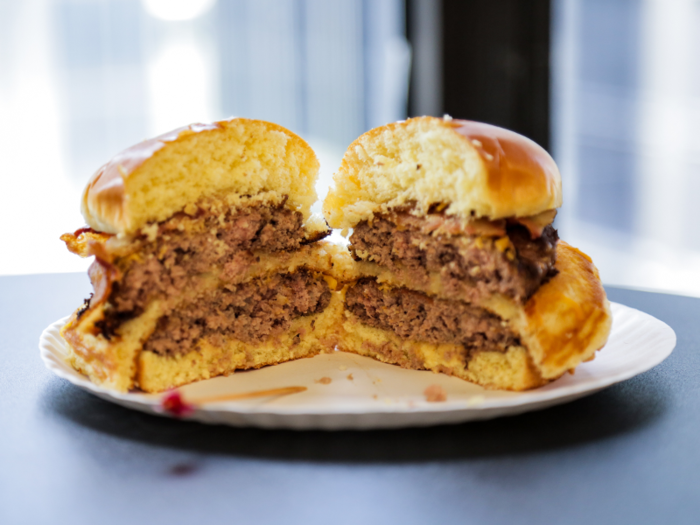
[424,384,447,402]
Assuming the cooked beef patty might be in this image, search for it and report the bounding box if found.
[144,270,331,357]
[108,202,326,319]
[346,279,519,353]
[349,214,558,303]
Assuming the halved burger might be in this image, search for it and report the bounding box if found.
[324,116,612,391]
[61,118,349,393]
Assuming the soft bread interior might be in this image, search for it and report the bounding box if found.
[324,116,562,231]
[325,117,482,229]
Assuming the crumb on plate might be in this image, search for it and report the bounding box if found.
[424,384,447,403]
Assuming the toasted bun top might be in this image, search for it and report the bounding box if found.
[81,118,320,235]
[323,116,562,230]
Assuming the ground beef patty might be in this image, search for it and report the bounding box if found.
[346,279,519,353]
[144,270,331,357]
[108,202,327,319]
[349,215,558,303]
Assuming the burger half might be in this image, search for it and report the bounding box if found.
[61,118,349,393]
[324,116,612,391]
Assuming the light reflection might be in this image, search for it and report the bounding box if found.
[142,0,217,22]
[147,39,218,135]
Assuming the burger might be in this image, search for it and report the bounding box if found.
[324,116,612,391]
[60,118,349,393]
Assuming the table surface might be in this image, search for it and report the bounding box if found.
[2,272,699,525]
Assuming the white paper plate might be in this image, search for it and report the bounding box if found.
[39,302,675,430]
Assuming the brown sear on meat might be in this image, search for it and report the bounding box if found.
[349,213,558,304]
[104,202,327,324]
[144,270,331,357]
[346,279,519,357]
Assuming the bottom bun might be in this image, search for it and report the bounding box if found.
[338,314,547,391]
[136,294,343,393]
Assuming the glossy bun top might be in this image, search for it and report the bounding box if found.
[81,118,321,235]
[323,116,562,230]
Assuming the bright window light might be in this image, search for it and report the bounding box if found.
[142,0,216,21]
[147,39,217,134]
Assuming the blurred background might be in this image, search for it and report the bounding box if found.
[1,0,699,297]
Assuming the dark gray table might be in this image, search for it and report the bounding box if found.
[2,273,699,525]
